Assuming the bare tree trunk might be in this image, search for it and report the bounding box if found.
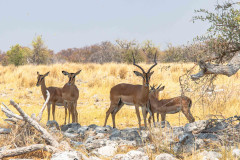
[191,52,240,80]
[0,144,59,159]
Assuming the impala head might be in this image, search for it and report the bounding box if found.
[62,70,81,85]
[150,84,165,98]
[132,53,157,87]
[36,71,50,86]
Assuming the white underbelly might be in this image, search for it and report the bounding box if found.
[166,107,181,114]
[122,101,134,106]
[120,96,134,106]
[56,103,64,106]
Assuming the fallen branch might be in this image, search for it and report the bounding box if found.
[191,51,240,80]
[37,90,50,121]
[0,144,59,159]
[3,118,17,124]
[2,102,11,111]
[1,106,23,120]
[0,91,63,159]
[10,99,59,148]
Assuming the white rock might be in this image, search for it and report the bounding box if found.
[112,154,131,160]
[95,133,105,139]
[232,148,240,157]
[198,151,222,160]
[155,153,177,160]
[106,140,118,148]
[51,151,82,160]
[119,140,137,146]
[184,120,209,133]
[127,150,149,160]
[98,145,117,157]
[89,156,101,160]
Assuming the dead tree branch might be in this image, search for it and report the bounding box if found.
[9,99,59,148]
[0,144,59,159]
[0,91,63,159]
[1,106,23,120]
[191,52,240,80]
[37,90,50,121]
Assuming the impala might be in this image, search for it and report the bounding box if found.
[36,71,65,122]
[104,53,157,129]
[148,84,195,126]
[62,70,81,123]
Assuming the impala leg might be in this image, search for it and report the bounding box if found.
[104,102,116,127]
[111,102,124,128]
[135,105,141,129]
[189,111,195,122]
[52,102,56,121]
[157,113,160,122]
[148,116,151,127]
[153,113,156,127]
[47,103,51,121]
[148,112,152,127]
[71,102,75,123]
[68,102,71,123]
[74,102,78,123]
[182,108,195,123]
[64,102,67,125]
[142,106,147,128]
[161,113,166,121]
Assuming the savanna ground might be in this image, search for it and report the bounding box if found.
[0,62,240,159]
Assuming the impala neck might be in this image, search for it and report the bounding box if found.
[141,85,150,99]
[40,79,47,100]
[149,92,156,101]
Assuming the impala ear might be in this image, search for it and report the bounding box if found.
[37,71,40,75]
[75,70,81,76]
[62,71,69,76]
[148,71,154,77]
[158,86,165,92]
[133,71,143,78]
[44,71,50,77]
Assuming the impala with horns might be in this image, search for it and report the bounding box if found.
[104,53,157,129]
[62,70,81,124]
[36,71,65,122]
[148,84,195,126]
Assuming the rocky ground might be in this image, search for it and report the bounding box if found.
[2,118,240,160]
[2,118,240,159]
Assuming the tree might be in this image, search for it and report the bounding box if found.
[32,36,50,64]
[6,44,31,66]
[116,39,145,63]
[88,41,121,63]
[142,40,160,63]
[0,51,8,66]
[191,1,240,79]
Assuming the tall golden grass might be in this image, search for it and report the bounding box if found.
[0,62,239,129]
[1,62,240,159]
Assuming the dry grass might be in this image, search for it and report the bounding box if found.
[0,62,240,127]
[0,62,240,159]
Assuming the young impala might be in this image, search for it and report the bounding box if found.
[62,70,81,123]
[104,53,157,129]
[36,71,65,122]
[148,84,195,126]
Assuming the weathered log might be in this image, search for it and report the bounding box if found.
[9,100,59,148]
[0,144,59,159]
[37,90,50,121]
[1,106,23,120]
[191,52,240,80]
[3,118,17,124]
